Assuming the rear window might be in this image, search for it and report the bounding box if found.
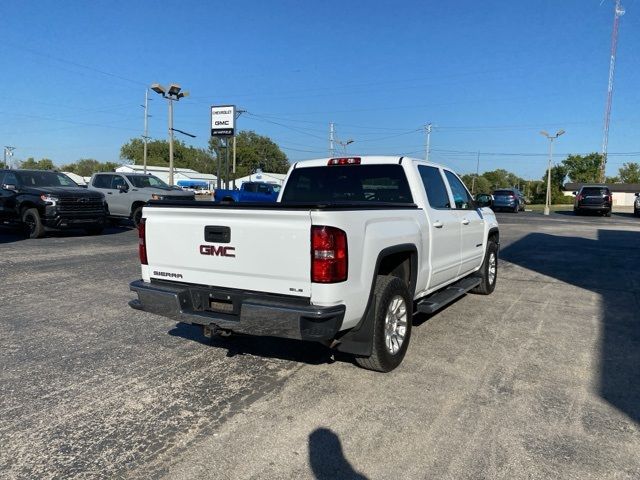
[581,187,610,196]
[493,190,514,196]
[281,164,413,203]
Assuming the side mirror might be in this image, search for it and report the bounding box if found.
[2,183,17,191]
[572,191,577,195]
[475,193,492,208]
[117,184,129,193]
[635,193,639,197]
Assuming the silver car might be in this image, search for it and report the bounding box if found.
[89,172,194,226]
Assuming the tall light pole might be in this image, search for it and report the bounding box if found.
[540,129,565,216]
[151,83,189,185]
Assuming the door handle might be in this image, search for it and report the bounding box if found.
[461,218,470,225]
[433,221,444,228]
[107,192,113,195]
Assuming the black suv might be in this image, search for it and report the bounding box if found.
[0,169,108,238]
[573,185,612,217]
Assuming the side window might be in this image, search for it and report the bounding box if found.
[244,183,258,193]
[4,172,18,186]
[93,175,111,189]
[257,184,270,194]
[111,175,127,189]
[444,170,474,210]
[418,166,450,209]
[0,172,5,185]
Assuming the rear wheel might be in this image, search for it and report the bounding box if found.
[355,275,412,373]
[22,208,45,239]
[472,239,498,295]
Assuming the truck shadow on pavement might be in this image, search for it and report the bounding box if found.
[500,229,640,424]
[168,322,355,367]
[308,428,369,480]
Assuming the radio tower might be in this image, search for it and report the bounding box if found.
[600,0,625,182]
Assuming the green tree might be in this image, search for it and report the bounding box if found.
[617,162,640,184]
[482,169,526,190]
[0,161,6,169]
[208,131,289,183]
[461,174,491,194]
[19,158,55,170]
[605,176,620,183]
[120,138,216,174]
[535,164,568,203]
[62,158,121,176]
[562,153,602,183]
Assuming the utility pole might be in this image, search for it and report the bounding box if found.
[540,130,566,216]
[4,146,15,169]
[425,123,433,162]
[471,151,480,194]
[232,109,246,190]
[329,122,335,157]
[141,89,150,174]
[601,0,625,182]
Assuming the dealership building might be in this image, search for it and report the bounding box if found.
[115,165,217,189]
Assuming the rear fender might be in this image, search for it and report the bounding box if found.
[334,244,417,356]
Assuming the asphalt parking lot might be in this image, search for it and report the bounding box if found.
[1,211,639,479]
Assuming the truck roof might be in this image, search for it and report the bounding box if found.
[291,155,449,171]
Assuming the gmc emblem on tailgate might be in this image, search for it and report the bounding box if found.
[200,245,236,257]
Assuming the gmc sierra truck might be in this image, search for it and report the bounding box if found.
[129,156,499,372]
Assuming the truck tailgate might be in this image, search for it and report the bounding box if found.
[144,206,312,297]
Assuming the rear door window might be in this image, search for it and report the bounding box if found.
[418,165,450,209]
[93,174,113,189]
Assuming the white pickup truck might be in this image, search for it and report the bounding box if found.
[129,156,499,372]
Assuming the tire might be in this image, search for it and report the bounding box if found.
[471,239,498,295]
[131,206,144,227]
[574,209,581,216]
[513,204,519,213]
[605,211,611,217]
[355,275,412,373]
[85,226,104,235]
[22,208,45,239]
[634,208,639,218]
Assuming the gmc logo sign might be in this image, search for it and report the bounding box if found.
[200,245,236,257]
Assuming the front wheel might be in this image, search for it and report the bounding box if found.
[131,206,144,227]
[634,208,639,218]
[355,275,412,373]
[471,239,498,295]
[22,208,45,239]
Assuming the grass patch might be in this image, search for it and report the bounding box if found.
[526,204,573,212]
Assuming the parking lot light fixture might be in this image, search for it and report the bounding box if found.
[540,129,566,216]
[151,83,189,185]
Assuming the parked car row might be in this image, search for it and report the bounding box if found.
[0,169,196,238]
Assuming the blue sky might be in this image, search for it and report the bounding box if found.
[1,0,639,179]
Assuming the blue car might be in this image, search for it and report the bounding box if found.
[492,188,526,213]
[214,181,280,203]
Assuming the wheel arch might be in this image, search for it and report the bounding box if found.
[130,201,146,217]
[334,243,418,356]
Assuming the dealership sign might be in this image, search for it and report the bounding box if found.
[211,105,236,137]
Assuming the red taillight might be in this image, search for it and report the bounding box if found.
[328,157,361,166]
[138,219,148,265]
[576,194,583,202]
[311,226,348,283]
